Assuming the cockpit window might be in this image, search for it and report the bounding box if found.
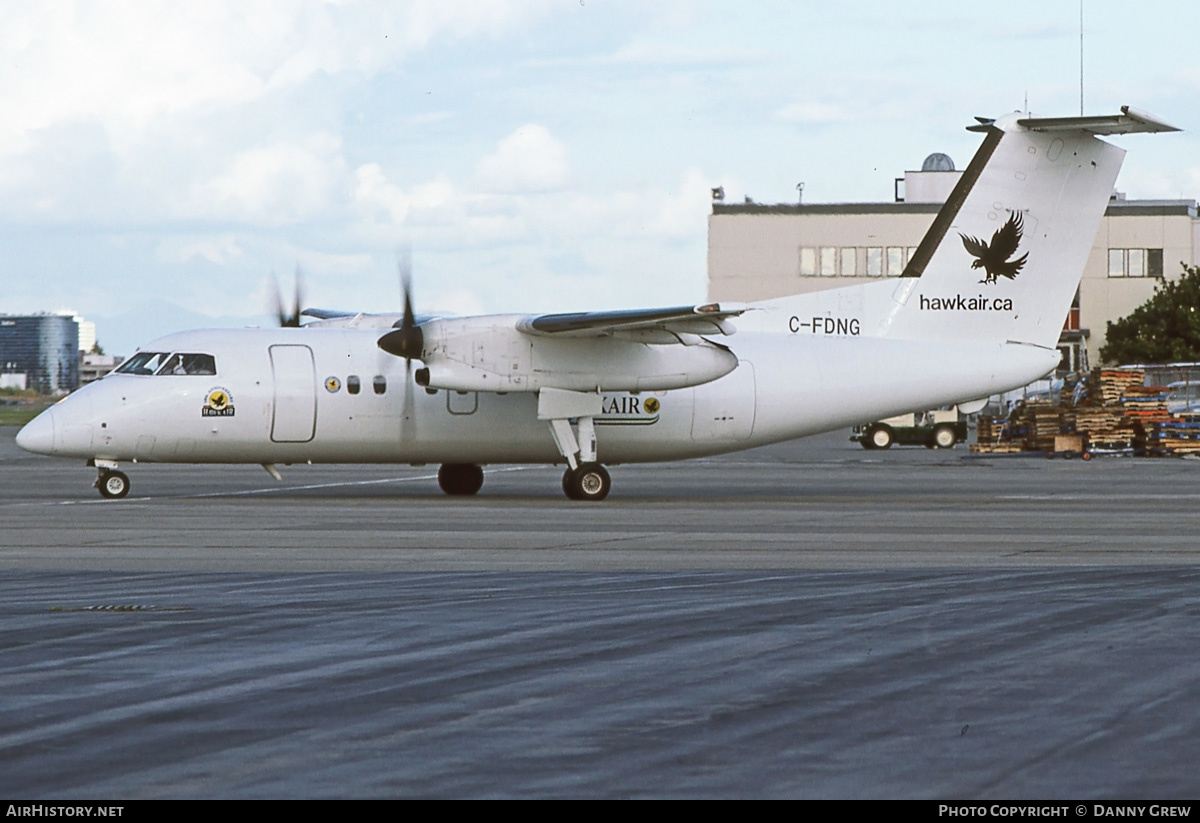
[156,353,217,376]
[116,352,171,375]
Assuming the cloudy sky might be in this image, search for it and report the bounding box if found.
[3,0,1198,355]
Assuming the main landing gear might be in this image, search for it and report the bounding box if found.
[438,463,484,496]
[562,462,611,501]
[539,388,613,502]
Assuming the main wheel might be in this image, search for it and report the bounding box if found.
[564,463,611,501]
[866,426,893,450]
[932,425,957,449]
[437,463,484,496]
[97,470,130,499]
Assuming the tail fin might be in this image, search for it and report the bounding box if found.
[754,107,1178,348]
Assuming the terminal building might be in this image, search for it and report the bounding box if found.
[707,153,1200,373]
[0,314,81,394]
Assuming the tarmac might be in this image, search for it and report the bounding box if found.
[2,427,1199,798]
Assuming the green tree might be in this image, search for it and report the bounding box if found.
[1101,263,1200,364]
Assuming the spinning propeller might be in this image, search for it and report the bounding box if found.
[269,266,305,328]
[376,249,423,441]
[377,249,424,363]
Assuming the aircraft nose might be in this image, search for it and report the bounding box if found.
[16,407,56,455]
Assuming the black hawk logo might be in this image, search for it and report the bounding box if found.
[960,212,1029,284]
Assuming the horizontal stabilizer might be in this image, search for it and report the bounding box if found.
[1015,105,1180,135]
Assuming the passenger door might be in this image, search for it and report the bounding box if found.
[269,344,317,442]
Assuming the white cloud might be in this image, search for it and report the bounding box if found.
[189,134,347,224]
[476,125,569,193]
[0,1,556,155]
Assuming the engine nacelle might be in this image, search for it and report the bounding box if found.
[414,315,738,393]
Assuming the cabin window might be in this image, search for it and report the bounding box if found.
[116,352,171,375]
[347,375,361,395]
[373,375,387,395]
[156,353,217,376]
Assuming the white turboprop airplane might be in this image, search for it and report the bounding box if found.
[16,107,1177,501]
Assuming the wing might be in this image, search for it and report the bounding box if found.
[516,303,746,340]
[988,212,1024,262]
[302,308,444,329]
[301,308,357,320]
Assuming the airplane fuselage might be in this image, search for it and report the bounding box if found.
[22,324,1055,467]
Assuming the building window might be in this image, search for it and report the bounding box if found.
[1108,248,1163,278]
[840,247,857,277]
[866,247,883,276]
[819,247,837,276]
[886,247,904,276]
[1127,249,1145,277]
[1148,248,1163,277]
[799,247,816,276]
[1108,249,1125,277]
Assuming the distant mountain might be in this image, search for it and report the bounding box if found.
[91,300,273,359]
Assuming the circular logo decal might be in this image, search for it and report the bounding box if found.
[643,397,661,414]
[325,376,341,393]
[202,386,236,417]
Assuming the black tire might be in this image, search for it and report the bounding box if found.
[932,425,957,449]
[98,470,130,499]
[866,425,893,450]
[437,463,484,496]
[565,462,610,501]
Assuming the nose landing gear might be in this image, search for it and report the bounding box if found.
[96,469,131,499]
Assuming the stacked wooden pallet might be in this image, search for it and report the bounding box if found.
[1068,368,1150,452]
[1144,415,1200,456]
[1096,369,1145,404]
[970,415,1024,454]
[970,368,1200,457]
[1022,400,1064,452]
[1073,405,1126,435]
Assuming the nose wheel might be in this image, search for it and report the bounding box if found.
[96,469,131,499]
[562,463,611,501]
